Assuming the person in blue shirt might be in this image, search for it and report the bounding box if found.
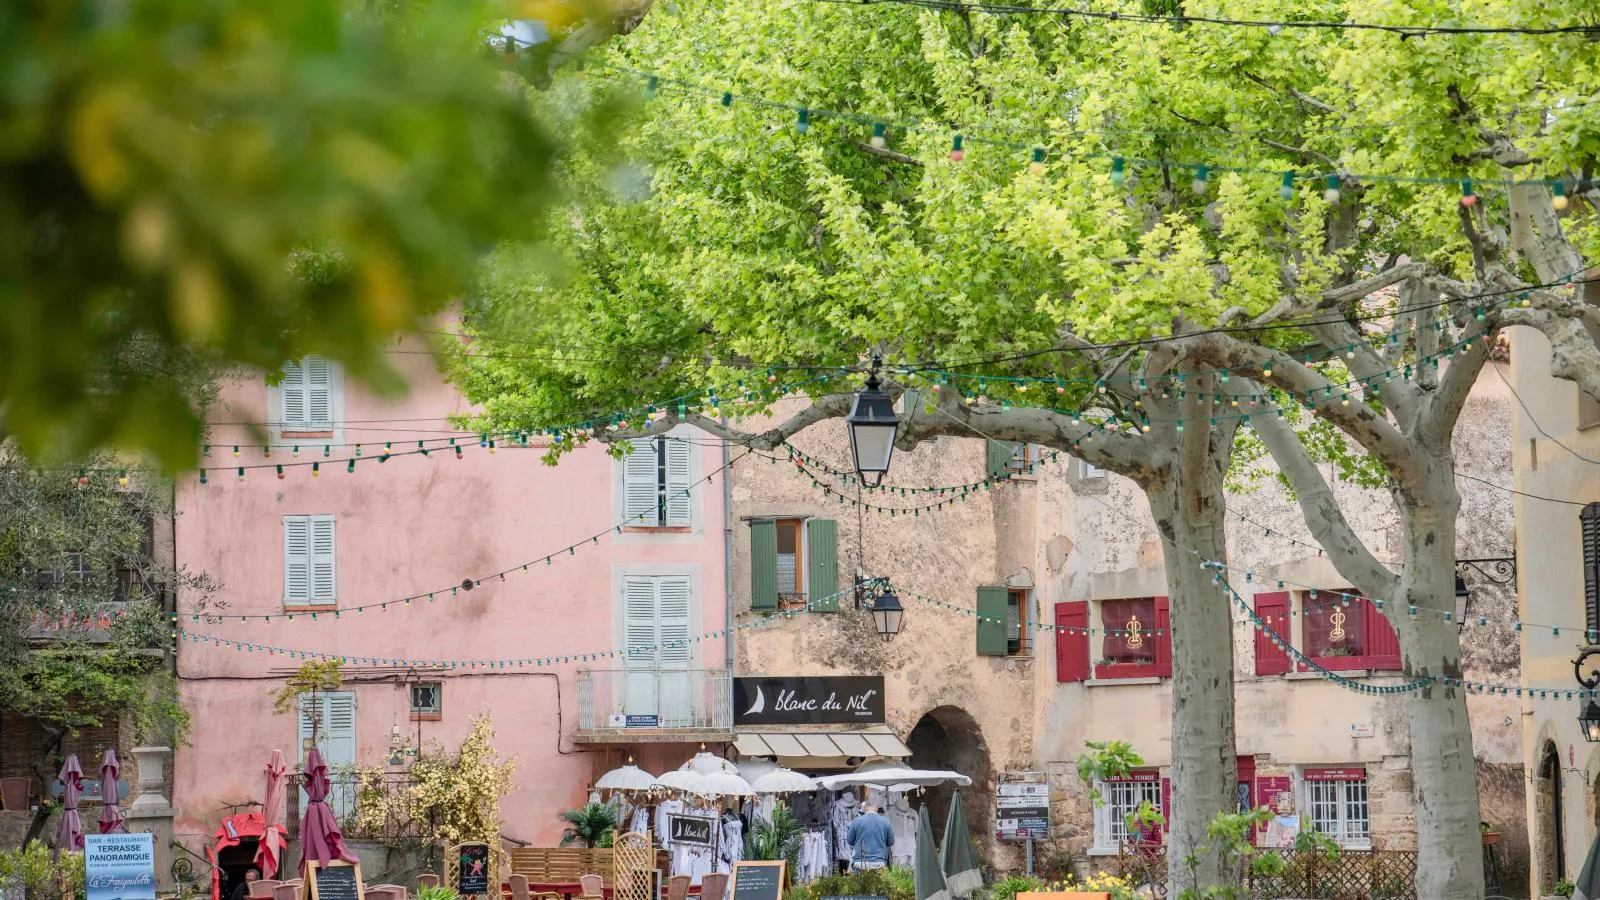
[846,803,895,872]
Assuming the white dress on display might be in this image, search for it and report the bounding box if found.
[888,794,916,868]
[830,791,861,863]
[719,814,745,872]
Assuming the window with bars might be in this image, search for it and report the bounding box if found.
[1093,776,1163,851]
[410,682,442,720]
[1304,773,1370,848]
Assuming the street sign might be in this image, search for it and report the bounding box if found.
[996,772,1049,842]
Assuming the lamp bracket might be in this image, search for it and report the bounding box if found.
[1454,557,1516,586]
[1575,644,1600,690]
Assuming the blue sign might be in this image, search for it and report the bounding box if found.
[85,833,156,900]
[625,714,660,728]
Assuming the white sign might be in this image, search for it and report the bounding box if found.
[1349,722,1375,739]
[85,833,156,900]
[995,772,1048,841]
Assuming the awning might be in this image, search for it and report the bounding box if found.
[734,728,911,766]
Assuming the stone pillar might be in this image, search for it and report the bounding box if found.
[125,747,180,892]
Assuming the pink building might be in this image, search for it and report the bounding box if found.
[172,339,732,863]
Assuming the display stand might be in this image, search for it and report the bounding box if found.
[615,830,656,900]
[305,861,365,900]
[446,842,508,897]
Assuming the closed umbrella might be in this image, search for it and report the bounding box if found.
[914,806,949,900]
[55,754,85,853]
[298,749,358,874]
[97,750,125,834]
[257,750,289,878]
[818,762,972,791]
[1576,833,1600,900]
[939,793,980,898]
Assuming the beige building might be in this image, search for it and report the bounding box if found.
[726,375,1523,886]
[1512,301,1600,895]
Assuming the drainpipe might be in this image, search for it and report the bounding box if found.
[720,420,735,675]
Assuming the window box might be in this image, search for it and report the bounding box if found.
[1093,597,1169,679]
[1298,594,1400,672]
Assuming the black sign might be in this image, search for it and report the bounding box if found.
[733,676,885,726]
[308,862,362,900]
[457,843,491,895]
[731,861,786,900]
[668,814,714,847]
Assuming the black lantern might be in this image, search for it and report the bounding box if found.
[1580,700,1600,743]
[869,591,904,642]
[845,356,900,487]
[1453,575,1470,631]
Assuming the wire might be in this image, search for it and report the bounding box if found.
[1453,470,1592,506]
[1488,359,1600,466]
[816,0,1600,38]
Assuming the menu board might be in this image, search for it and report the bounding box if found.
[457,843,491,895]
[731,860,786,900]
[306,861,365,900]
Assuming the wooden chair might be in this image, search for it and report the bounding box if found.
[248,881,282,900]
[416,874,440,890]
[700,873,728,900]
[667,875,691,900]
[580,874,605,900]
[273,884,299,900]
[508,875,531,900]
[371,885,409,900]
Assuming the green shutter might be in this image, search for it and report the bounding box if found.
[899,389,922,417]
[751,521,778,611]
[976,585,1008,656]
[808,519,839,611]
[986,441,1016,478]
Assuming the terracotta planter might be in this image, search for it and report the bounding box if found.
[0,777,29,811]
[1482,831,1502,846]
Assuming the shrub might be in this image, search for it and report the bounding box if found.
[0,842,86,899]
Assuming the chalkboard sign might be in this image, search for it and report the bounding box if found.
[306,861,364,900]
[457,843,491,895]
[731,860,785,900]
[667,813,714,847]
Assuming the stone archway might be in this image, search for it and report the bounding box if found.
[906,705,994,860]
[1536,740,1565,886]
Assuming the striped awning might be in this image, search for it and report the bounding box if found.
[734,728,911,762]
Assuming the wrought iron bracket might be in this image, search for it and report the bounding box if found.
[1455,557,1516,586]
[1575,644,1600,690]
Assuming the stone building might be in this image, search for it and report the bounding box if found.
[725,371,1523,885]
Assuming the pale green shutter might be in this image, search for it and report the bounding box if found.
[807,519,839,611]
[976,586,1008,656]
[986,441,1016,478]
[750,521,778,611]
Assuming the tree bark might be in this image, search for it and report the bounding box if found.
[1146,465,1235,890]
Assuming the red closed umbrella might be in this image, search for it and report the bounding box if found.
[55,754,85,853]
[298,749,357,874]
[98,749,125,834]
[256,750,289,877]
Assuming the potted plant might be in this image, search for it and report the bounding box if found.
[559,802,618,847]
[1481,820,1501,845]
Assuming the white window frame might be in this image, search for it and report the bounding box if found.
[1091,777,1162,853]
[283,515,337,605]
[269,355,345,445]
[620,436,694,529]
[1301,774,1371,849]
[409,682,442,718]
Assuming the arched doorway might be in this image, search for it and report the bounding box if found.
[1536,741,1565,885]
[906,706,993,857]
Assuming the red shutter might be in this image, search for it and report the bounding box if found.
[1055,601,1090,683]
[1364,599,1402,671]
[1155,596,1172,678]
[1160,776,1171,835]
[1254,592,1292,675]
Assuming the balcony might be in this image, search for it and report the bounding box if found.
[574,668,733,743]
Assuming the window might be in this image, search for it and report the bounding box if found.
[284,515,336,605]
[298,691,356,817]
[1095,597,1170,679]
[775,519,805,601]
[1303,769,1370,848]
[623,437,692,528]
[410,682,442,720]
[1298,592,1400,671]
[1583,503,1600,638]
[986,441,1036,478]
[1007,588,1030,655]
[279,355,336,433]
[622,576,694,726]
[36,551,90,589]
[1093,774,1163,851]
[751,519,839,612]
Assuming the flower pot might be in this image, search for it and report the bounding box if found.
[1482,831,1502,846]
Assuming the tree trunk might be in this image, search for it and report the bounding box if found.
[1148,476,1236,891]
[1389,471,1484,900]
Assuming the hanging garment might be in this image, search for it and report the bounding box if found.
[830,791,861,862]
[656,799,685,847]
[631,806,651,838]
[719,814,745,871]
[888,794,916,868]
[664,804,718,885]
[797,829,832,883]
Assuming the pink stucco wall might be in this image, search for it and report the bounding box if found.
[172,338,729,850]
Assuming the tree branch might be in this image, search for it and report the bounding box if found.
[1237,70,1336,114]
[849,141,924,167]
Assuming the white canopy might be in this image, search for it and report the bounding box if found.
[596,764,659,792]
[654,767,755,797]
[749,767,818,795]
[816,761,972,791]
[684,751,740,776]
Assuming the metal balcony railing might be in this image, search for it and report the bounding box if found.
[575,668,732,735]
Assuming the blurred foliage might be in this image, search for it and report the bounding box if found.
[0,843,86,899]
[0,0,621,467]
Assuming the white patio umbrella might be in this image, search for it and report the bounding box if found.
[684,751,740,775]
[736,758,779,782]
[817,761,972,790]
[749,767,817,794]
[596,763,660,793]
[653,767,755,797]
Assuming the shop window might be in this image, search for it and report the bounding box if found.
[1303,768,1370,848]
[1092,773,1163,851]
[1007,588,1030,656]
[410,682,442,720]
[1298,592,1400,672]
[751,519,838,611]
[1094,597,1170,679]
